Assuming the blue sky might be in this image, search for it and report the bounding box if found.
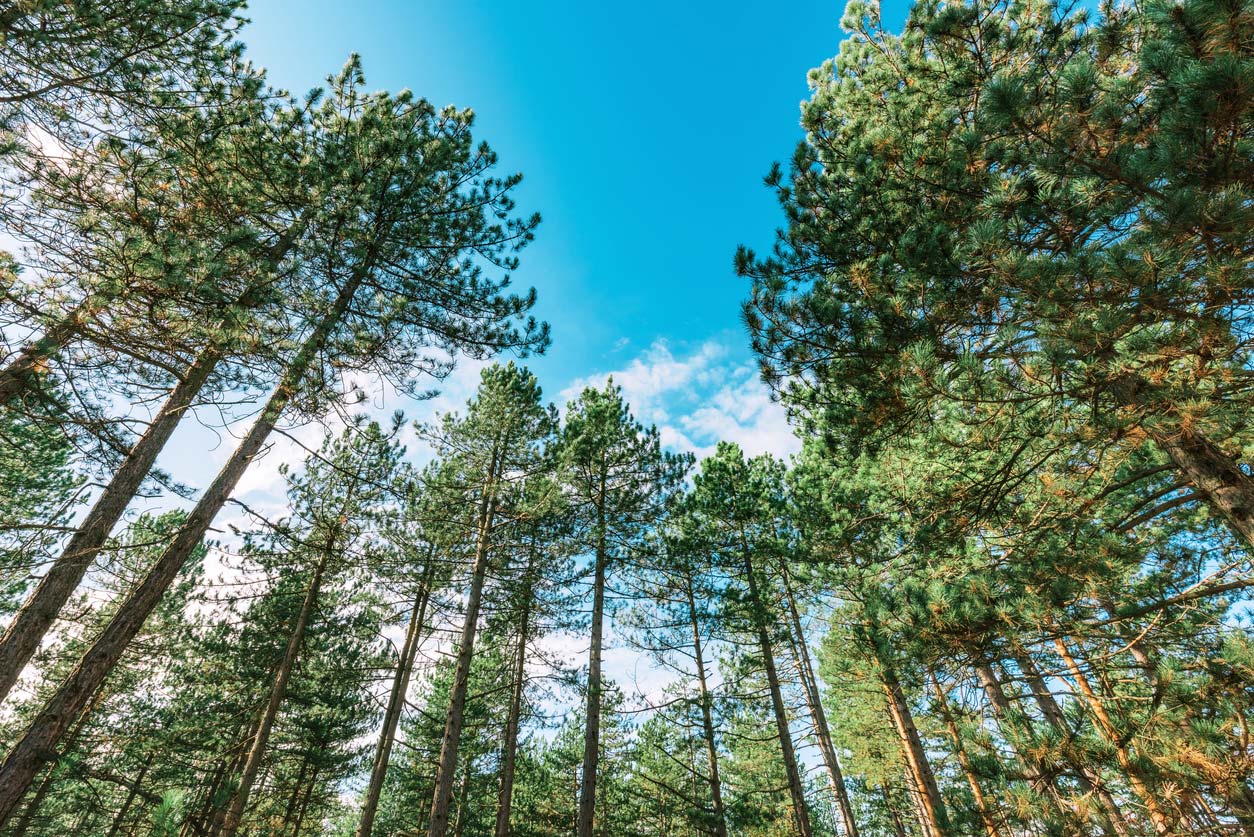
[229,0,909,461]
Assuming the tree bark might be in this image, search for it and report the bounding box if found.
[780,565,859,837]
[928,673,1002,837]
[426,458,501,837]
[1052,636,1173,834]
[0,264,364,828]
[1154,427,1254,547]
[684,574,728,837]
[869,630,950,836]
[0,227,301,702]
[208,535,333,837]
[357,558,435,837]
[743,542,813,837]
[576,498,607,837]
[495,549,537,837]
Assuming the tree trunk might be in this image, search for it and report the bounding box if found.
[743,542,813,837]
[1002,654,1128,837]
[0,297,97,403]
[869,631,950,836]
[0,227,301,702]
[928,673,1002,837]
[576,504,607,837]
[104,753,154,837]
[358,561,434,837]
[209,535,333,837]
[0,264,365,828]
[426,464,501,837]
[1154,427,1254,547]
[780,565,859,837]
[1052,636,1173,834]
[495,555,536,837]
[0,344,222,701]
[684,575,727,837]
[290,765,319,837]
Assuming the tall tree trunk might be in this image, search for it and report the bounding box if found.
[868,629,950,836]
[103,753,154,837]
[453,756,474,837]
[576,498,607,837]
[684,575,728,837]
[0,228,301,702]
[357,559,435,837]
[0,264,365,827]
[0,344,222,701]
[1052,636,1173,834]
[290,765,319,837]
[495,554,536,837]
[780,565,859,837]
[882,784,910,837]
[1004,654,1129,837]
[742,540,814,837]
[928,673,1002,837]
[209,535,334,837]
[427,461,501,837]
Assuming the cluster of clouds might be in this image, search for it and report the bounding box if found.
[560,337,798,462]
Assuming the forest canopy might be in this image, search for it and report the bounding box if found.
[0,0,1251,835]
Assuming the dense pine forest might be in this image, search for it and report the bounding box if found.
[0,0,1251,835]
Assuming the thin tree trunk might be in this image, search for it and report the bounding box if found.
[576,498,607,837]
[684,574,728,837]
[0,264,365,827]
[104,753,154,837]
[281,759,311,829]
[869,631,950,836]
[1052,636,1173,834]
[357,557,435,837]
[0,228,301,702]
[426,459,501,837]
[495,554,535,837]
[882,783,909,837]
[742,541,813,837]
[1004,654,1129,837]
[209,534,334,837]
[780,565,859,837]
[290,765,319,837]
[453,756,473,837]
[928,673,1002,837]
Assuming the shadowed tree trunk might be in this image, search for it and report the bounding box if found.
[684,573,728,837]
[0,263,366,827]
[358,558,435,837]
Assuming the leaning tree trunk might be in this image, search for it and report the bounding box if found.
[494,554,536,837]
[209,535,334,837]
[427,461,501,837]
[928,673,1002,837]
[1052,636,1173,834]
[742,540,814,837]
[357,558,435,837]
[684,575,728,837]
[1006,652,1130,837]
[576,494,607,837]
[0,296,100,403]
[867,627,951,836]
[780,565,859,837]
[0,264,365,827]
[1154,427,1254,547]
[0,229,301,703]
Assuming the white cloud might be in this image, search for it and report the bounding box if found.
[559,337,798,462]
